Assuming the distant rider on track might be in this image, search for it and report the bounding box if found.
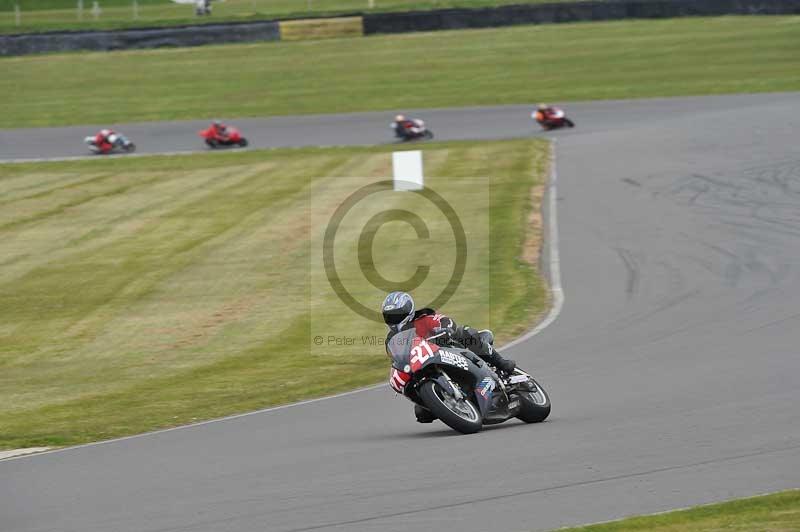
[535,103,561,122]
[94,129,118,153]
[393,114,423,138]
[382,291,516,423]
[211,120,229,141]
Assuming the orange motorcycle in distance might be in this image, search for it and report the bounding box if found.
[533,105,575,130]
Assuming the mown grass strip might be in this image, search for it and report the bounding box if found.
[2,16,798,128]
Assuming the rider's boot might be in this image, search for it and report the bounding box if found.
[414,404,436,423]
[486,346,516,374]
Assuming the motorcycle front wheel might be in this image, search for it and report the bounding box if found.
[124,143,136,153]
[423,130,434,140]
[418,380,482,434]
[516,376,551,423]
[238,138,249,148]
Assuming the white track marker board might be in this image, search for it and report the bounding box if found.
[393,150,424,191]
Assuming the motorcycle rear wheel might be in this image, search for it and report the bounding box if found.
[418,380,482,434]
[516,376,551,423]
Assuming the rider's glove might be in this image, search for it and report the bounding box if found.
[428,327,451,343]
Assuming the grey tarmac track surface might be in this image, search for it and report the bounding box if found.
[1,93,800,532]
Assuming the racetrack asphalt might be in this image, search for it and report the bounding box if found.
[1,93,800,532]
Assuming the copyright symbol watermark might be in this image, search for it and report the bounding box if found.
[320,179,468,324]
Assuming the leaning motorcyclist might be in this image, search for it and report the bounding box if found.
[535,103,563,122]
[94,129,118,152]
[211,120,229,140]
[382,291,516,423]
[393,114,422,138]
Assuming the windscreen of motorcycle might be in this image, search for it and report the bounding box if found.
[387,329,419,370]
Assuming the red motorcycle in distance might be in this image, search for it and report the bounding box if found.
[199,125,249,149]
[533,106,575,130]
[85,131,136,155]
[392,115,434,142]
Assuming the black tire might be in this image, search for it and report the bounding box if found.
[418,380,482,434]
[205,139,218,149]
[564,118,575,128]
[424,130,434,140]
[516,376,551,423]
[125,143,136,153]
[238,138,249,148]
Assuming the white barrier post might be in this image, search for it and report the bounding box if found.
[14,3,20,27]
[368,0,374,8]
[91,0,101,20]
[132,0,138,20]
[393,151,424,191]
[77,0,83,21]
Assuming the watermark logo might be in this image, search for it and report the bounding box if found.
[322,180,467,323]
[308,174,489,349]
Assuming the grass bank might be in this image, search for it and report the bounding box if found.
[556,489,800,531]
[0,138,549,449]
[2,16,798,128]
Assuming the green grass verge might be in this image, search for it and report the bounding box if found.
[2,16,798,128]
[0,138,549,449]
[0,0,579,35]
[556,489,800,531]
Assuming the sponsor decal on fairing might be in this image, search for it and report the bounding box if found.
[438,350,470,371]
[476,376,495,398]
